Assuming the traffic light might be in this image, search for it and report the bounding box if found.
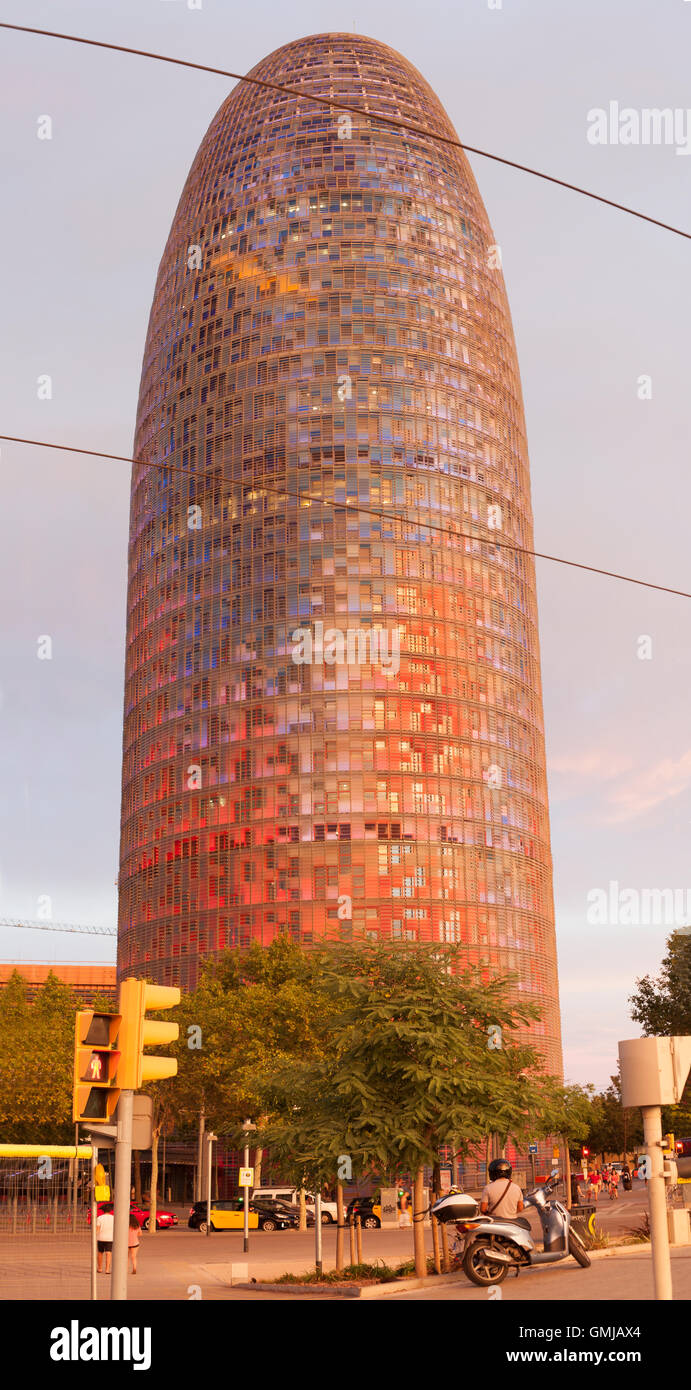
[662,1133,675,1154]
[73,1011,121,1122]
[117,979,181,1090]
[582,1147,590,1157]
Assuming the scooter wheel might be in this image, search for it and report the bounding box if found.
[462,1240,509,1286]
[568,1230,591,1268]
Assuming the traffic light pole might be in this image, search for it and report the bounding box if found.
[111,1089,134,1301]
[243,1136,250,1254]
[90,1144,98,1302]
[642,1104,673,1301]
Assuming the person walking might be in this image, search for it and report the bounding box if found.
[128,1211,141,1274]
[608,1169,619,1200]
[589,1169,602,1203]
[95,1202,114,1274]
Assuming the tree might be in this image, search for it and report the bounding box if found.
[0,971,78,1143]
[585,1073,643,1161]
[629,930,691,1135]
[260,941,556,1277]
[167,936,344,1137]
[630,930,691,1035]
[532,1081,594,1202]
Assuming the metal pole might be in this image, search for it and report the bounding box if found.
[72,1123,79,1232]
[243,1140,249,1254]
[111,1090,134,1301]
[642,1105,673,1301]
[206,1134,214,1237]
[90,1144,98,1302]
[315,1192,322,1275]
[196,1106,205,1202]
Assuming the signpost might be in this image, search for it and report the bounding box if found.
[528,1142,537,1187]
[240,1120,256,1256]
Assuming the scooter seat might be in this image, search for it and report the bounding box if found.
[482,1215,531,1230]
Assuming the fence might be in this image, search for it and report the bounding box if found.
[0,1155,93,1235]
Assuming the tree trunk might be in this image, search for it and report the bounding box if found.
[564,1136,572,1209]
[298,1187,307,1232]
[413,1167,426,1278]
[149,1127,160,1237]
[133,1151,142,1206]
[335,1182,345,1272]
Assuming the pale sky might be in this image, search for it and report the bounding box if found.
[1,0,689,1089]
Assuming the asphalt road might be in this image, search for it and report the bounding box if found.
[0,1182,683,1302]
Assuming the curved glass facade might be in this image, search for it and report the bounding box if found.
[117,32,562,1073]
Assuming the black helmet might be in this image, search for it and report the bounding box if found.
[488,1158,512,1181]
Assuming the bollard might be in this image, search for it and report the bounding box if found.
[440,1220,450,1273]
[431,1212,441,1274]
[355,1213,363,1265]
[349,1213,356,1268]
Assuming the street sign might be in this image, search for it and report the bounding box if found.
[238,1167,254,1188]
[440,1168,452,1192]
[528,1143,538,1154]
[81,1095,153,1150]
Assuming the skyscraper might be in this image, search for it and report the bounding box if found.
[118,33,563,1073]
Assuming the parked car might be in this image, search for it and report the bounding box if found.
[346,1196,381,1229]
[188,1197,297,1233]
[87,1201,178,1231]
[252,1186,338,1224]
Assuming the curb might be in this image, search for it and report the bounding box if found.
[234,1270,467,1299]
[231,1242,691,1297]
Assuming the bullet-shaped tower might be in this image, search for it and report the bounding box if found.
[118,33,563,1074]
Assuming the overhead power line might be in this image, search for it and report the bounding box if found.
[1,22,690,243]
[2,431,690,600]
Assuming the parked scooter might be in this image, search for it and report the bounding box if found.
[432,1170,591,1286]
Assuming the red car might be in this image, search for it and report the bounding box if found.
[87,1201,178,1231]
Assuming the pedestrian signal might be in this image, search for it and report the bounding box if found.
[73,1011,121,1122]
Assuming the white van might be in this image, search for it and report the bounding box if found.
[252,1187,338,1224]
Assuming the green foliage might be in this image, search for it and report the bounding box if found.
[270,1261,401,1285]
[585,1073,643,1158]
[630,930,691,1036]
[0,971,78,1143]
[629,930,691,1134]
[259,940,557,1188]
[531,1081,594,1146]
[166,936,343,1137]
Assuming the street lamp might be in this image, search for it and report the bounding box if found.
[241,1119,256,1255]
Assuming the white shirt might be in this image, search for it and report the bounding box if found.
[96,1211,114,1242]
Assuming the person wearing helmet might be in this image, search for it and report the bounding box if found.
[480,1158,524,1220]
